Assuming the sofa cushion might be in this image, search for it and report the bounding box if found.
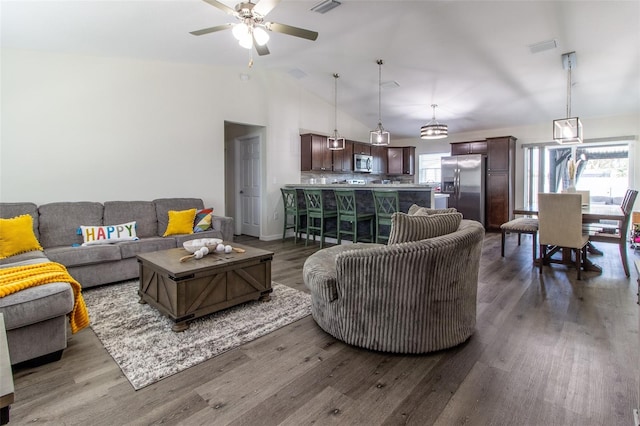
[0,203,40,239]
[0,250,48,267]
[38,202,104,248]
[79,222,139,246]
[407,203,457,216]
[0,214,44,259]
[388,212,463,244]
[0,259,74,331]
[154,198,205,237]
[103,201,158,238]
[163,209,196,237]
[118,237,177,259]
[45,245,122,268]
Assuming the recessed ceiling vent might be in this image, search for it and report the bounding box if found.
[310,0,341,14]
[381,80,400,89]
[528,39,558,54]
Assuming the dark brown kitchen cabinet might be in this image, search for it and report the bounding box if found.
[352,142,371,156]
[387,146,415,175]
[371,145,387,174]
[332,140,353,172]
[300,133,332,171]
[450,140,488,155]
[485,136,516,230]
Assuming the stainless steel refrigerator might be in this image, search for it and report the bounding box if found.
[441,154,485,225]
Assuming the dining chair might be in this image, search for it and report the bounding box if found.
[587,189,638,276]
[334,189,374,244]
[280,188,306,243]
[303,189,337,248]
[372,190,399,244]
[500,217,538,262]
[538,193,589,280]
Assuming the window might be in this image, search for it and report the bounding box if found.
[418,153,448,187]
[523,140,630,206]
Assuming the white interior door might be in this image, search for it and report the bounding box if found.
[237,135,260,237]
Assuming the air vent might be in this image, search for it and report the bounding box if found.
[310,0,341,14]
[528,39,558,54]
[381,80,400,89]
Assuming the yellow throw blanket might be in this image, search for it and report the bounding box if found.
[0,262,90,334]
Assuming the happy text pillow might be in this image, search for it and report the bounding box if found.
[80,221,139,246]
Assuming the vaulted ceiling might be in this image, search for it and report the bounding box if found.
[2,0,639,139]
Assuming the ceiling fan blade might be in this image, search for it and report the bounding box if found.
[255,42,270,56]
[200,0,236,16]
[190,23,233,36]
[265,22,318,41]
[253,0,281,16]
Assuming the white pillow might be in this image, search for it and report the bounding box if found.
[80,221,139,246]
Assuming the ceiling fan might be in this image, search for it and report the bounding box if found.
[190,0,319,57]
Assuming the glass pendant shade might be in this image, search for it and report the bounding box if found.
[553,117,583,144]
[420,104,448,139]
[328,73,345,150]
[233,23,253,49]
[370,126,390,145]
[554,52,583,144]
[253,26,269,46]
[370,59,390,145]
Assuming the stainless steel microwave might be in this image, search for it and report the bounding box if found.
[354,154,373,173]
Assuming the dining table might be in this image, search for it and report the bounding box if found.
[513,203,625,273]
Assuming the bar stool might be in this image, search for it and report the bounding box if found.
[280,188,306,243]
[304,189,337,248]
[372,190,399,244]
[334,189,375,244]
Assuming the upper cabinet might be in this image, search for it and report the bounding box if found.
[352,142,371,156]
[332,140,354,172]
[371,145,387,174]
[300,133,332,171]
[450,140,488,156]
[387,146,415,175]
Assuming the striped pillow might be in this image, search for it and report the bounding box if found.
[388,212,463,244]
[407,203,457,216]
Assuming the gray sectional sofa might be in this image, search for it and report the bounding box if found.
[0,198,233,365]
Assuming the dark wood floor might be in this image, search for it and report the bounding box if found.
[8,232,639,425]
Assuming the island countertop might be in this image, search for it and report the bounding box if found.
[283,183,436,191]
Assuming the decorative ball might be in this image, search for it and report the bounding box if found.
[216,243,225,252]
[200,246,209,256]
[224,245,233,253]
[194,250,204,259]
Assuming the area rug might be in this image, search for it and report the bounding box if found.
[82,280,311,390]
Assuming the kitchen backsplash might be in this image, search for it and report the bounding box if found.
[301,172,416,185]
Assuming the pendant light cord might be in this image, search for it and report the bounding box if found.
[566,58,572,118]
[333,73,339,133]
[377,59,383,125]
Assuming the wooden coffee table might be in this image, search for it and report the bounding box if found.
[137,243,274,332]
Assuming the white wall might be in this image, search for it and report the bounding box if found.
[0,48,372,240]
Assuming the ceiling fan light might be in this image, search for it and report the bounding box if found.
[238,36,253,49]
[232,22,249,41]
[253,26,269,46]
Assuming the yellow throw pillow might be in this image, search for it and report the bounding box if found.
[0,214,44,259]
[163,209,197,237]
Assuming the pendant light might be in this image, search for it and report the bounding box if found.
[420,104,448,139]
[553,51,583,144]
[327,73,345,150]
[370,59,390,145]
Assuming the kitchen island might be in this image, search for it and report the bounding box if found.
[283,184,447,243]
[283,183,442,213]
